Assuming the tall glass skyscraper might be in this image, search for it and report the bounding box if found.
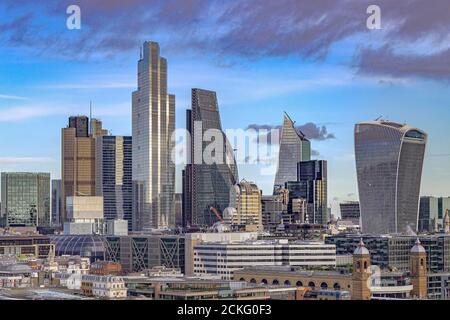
[284,160,328,224]
[132,41,175,230]
[274,113,311,192]
[1,172,50,227]
[354,121,427,234]
[298,160,328,224]
[51,179,62,227]
[61,115,106,223]
[182,89,239,227]
[95,135,133,231]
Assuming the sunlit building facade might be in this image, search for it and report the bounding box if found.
[61,116,107,224]
[274,113,311,191]
[229,180,262,228]
[132,41,175,230]
[95,135,133,231]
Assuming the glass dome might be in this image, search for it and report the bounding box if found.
[50,235,106,262]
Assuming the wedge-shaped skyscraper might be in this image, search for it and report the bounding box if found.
[354,121,427,234]
[182,89,239,228]
[132,41,175,230]
[273,113,311,191]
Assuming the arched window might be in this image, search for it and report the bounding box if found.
[239,278,245,282]
[250,278,256,284]
[333,283,341,290]
[284,280,291,286]
[308,281,315,289]
[272,279,279,285]
[364,261,368,269]
[420,259,424,267]
[356,261,361,270]
[320,282,328,289]
[261,279,268,285]
[296,281,303,287]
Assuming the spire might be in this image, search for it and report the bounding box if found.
[359,238,365,247]
[89,100,92,136]
[353,238,370,255]
[411,238,426,253]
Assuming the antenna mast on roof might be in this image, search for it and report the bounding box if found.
[89,100,92,136]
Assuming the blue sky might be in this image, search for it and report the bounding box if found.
[1,1,450,216]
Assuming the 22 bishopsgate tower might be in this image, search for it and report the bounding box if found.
[355,121,427,234]
[132,41,175,230]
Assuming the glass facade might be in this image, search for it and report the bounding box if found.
[274,113,311,191]
[285,160,328,224]
[418,196,439,232]
[105,235,185,273]
[1,172,50,227]
[96,135,133,231]
[354,121,427,234]
[50,235,106,262]
[182,89,239,227]
[51,179,62,227]
[339,201,360,225]
[132,41,175,230]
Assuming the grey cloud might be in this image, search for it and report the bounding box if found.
[356,46,450,80]
[2,0,450,79]
[246,122,335,143]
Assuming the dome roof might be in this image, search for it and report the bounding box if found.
[353,239,370,255]
[411,238,426,254]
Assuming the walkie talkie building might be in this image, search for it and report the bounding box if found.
[354,121,427,234]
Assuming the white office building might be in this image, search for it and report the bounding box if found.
[193,240,336,280]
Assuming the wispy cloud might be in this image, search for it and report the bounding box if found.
[0,102,130,122]
[36,82,135,90]
[0,94,29,100]
[0,157,54,165]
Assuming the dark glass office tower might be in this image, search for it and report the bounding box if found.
[69,116,89,138]
[274,113,311,191]
[355,121,427,234]
[288,160,328,224]
[182,88,239,228]
[51,179,62,227]
[340,201,361,225]
[95,136,133,231]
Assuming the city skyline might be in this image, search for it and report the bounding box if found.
[1,1,450,303]
[1,1,450,217]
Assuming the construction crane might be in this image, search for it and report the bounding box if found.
[210,207,224,223]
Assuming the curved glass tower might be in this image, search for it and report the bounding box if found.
[354,121,427,234]
[273,113,311,191]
